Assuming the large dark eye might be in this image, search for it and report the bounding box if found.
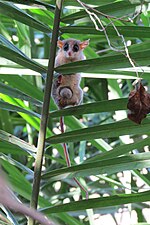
[63,42,69,51]
[73,44,79,52]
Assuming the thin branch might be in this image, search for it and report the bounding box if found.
[77,0,130,22]
[76,0,144,78]
[28,1,64,225]
[130,0,144,21]
[76,0,124,52]
[110,19,139,77]
[77,0,144,22]
[60,116,71,167]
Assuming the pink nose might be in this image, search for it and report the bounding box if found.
[68,51,72,56]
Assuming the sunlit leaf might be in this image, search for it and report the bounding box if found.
[47,118,150,144]
[50,98,127,117]
[41,190,150,213]
[0,1,51,33]
[61,26,150,38]
[0,99,40,118]
[55,50,150,74]
[0,45,46,73]
[42,152,150,180]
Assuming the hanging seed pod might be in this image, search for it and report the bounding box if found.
[127,81,150,124]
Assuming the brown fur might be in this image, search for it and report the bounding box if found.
[55,39,89,67]
[52,39,89,108]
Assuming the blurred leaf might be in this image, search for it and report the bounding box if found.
[42,190,150,213]
[64,116,112,152]
[0,82,42,106]
[132,224,150,225]
[1,154,34,175]
[0,34,29,56]
[47,118,150,144]
[61,1,139,23]
[0,99,40,118]
[87,137,150,162]
[29,8,55,28]
[0,1,51,33]
[0,108,13,133]
[50,0,115,7]
[0,140,29,155]
[0,130,36,154]
[42,152,150,179]
[0,158,33,200]
[3,0,55,10]
[0,74,44,103]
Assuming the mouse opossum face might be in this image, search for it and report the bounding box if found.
[57,39,89,60]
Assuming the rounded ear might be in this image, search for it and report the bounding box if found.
[57,40,63,48]
[80,39,90,49]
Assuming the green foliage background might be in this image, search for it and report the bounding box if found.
[0,0,150,224]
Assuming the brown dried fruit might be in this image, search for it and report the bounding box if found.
[127,82,150,124]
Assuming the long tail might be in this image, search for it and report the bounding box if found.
[60,116,89,199]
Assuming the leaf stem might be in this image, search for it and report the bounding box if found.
[28,1,63,224]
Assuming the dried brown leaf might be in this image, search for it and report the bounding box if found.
[127,82,150,124]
